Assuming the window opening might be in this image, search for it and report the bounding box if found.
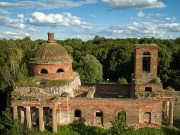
[96,111,103,117]
[40,69,48,74]
[144,112,151,123]
[95,110,103,126]
[118,111,126,122]
[74,109,81,118]
[145,87,152,92]
[57,68,64,73]
[143,52,150,72]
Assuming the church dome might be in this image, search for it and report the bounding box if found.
[31,33,72,63]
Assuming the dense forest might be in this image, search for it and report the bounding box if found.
[0,36,180,93]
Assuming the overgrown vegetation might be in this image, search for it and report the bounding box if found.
[15,77,70,88]
[110,112,133,135]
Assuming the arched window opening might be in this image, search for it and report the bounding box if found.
[74,109,81,118]
[143,52,150,72]
[40,69,48,74]
[57,68,64,73]
[144,112,151,123]
[118,111,126,122]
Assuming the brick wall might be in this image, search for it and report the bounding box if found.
[138,100,162,128]
[95,84,131,98]
[83,84,131,98]
[30,63,72,80]
[135,83,162,93]
[58,98,162,129]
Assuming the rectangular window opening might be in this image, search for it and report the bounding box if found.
[144,112,151,123]
[74,110,81,117]
[145,87,152,92]
[96,112,103,117]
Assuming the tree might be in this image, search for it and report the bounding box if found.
[175,37,180,44]
[0,108,29,135]
[93,35,105,45]
[0,46,27,89]
[0,46,20,85]
[77,55,103,83]
[106,45,133,81]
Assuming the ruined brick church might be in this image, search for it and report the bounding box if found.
[11,33,174,133]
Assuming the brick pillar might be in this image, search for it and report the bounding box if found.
[25,106,32,129]
[13,106,18,119]
[169,102,174,127]
[166,101,169,123]
[20,108,25,124]
[52,108,57,133]
[38,107,44,132]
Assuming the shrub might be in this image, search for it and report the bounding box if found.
[117,77,128,85]
[110,113,133,135]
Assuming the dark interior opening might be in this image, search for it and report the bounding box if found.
[96,111,103,117]
[75,109,81,117]
[145,87,152,92]
[40,69,48,74]
[143,52,150,72]
[0,91,7,116]
[57,68,64,73]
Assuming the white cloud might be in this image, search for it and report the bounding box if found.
[137,11,145,17]
[102,0,166,9]
[28,27,39,32]
[28,12,88,27]
[165,17,176,21]
[17,14,24,19]
[0,15,25,29]
[148,13,161,17]
[58,20,180,40]
[90,14,96,18]
[81,25,92,30]
[134,11,163,20]
[0,8,10,14]
[100,22,164,38]
[99,21,180,39]
[158,23,180,32]
[0,31,30,39]
[0,0,97,9]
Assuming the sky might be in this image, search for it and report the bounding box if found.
[0,0,179,41]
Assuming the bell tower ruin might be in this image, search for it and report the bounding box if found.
[133,44,160,96]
